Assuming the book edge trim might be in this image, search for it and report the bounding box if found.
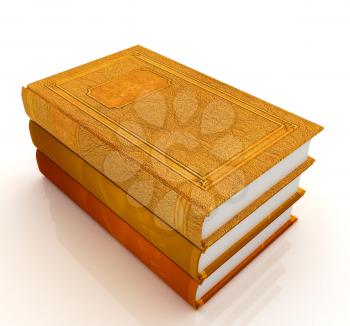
[195,216,298,308]
[201,188,304,279]
[203,157,313,247]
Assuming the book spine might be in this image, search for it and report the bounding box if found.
[21,86,204,248]
[30,121,202,280]
[36,150,199,308]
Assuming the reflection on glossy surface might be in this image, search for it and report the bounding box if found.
[2,5,349,321]
[2,127,347,325]
[42,176,291,325]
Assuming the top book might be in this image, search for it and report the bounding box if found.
[22,45,323,248]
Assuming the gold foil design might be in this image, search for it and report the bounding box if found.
[103,151,140,182]
[173,89,199,124]
[22,45,323,247]
[45,52,297,190]
[87,69,170,109]
[200,99,235,135]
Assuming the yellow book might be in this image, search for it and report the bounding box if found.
[31,117,307,281]
[22,45,322,250]
[35,147,299,308]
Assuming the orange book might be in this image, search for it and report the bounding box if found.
[36,149,297,308]
[22,45,322,250]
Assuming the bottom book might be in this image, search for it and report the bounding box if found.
[36,150,297,309]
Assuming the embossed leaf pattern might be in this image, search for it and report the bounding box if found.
[28,47,319,248]
[118,120,146,146]
[150,131,200,183]
[210,135,243,160]
[133,92,167,127]
[99,84,243,234]
[173,89,198,124]
[127,179,154,207]
[200,99,235,135]
[117,90,244,231]
[155,131,199,152]
[154,190,182,229]
[78,126,111,169]
[103,151,140,183]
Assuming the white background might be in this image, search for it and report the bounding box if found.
[1,1,349,325]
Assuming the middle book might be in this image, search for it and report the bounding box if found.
[30,121,311,283]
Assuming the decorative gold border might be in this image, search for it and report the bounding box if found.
[46,53,298,189]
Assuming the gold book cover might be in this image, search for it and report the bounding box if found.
[30,121,307,281]
[36,149,299,308]
[22,45,323,249]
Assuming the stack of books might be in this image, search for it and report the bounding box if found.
[22,45,322,308]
